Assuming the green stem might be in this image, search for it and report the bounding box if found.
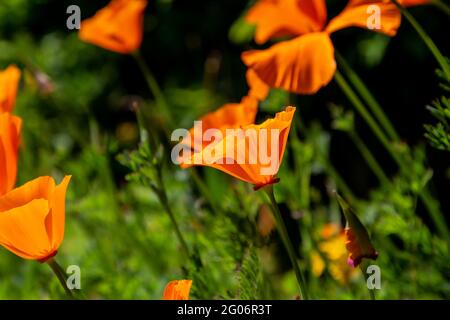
[349,132,391,186]
[191,168,222,214]
[431,0,450,17]
[336,52,399,142]
[335,70,449,240]
[132,51,175,127]
[293,116,357,204]
[46,258,74,299]
[359,264,376,300]
[335,71,394,158]
[262,185,309,300]
[391,0,450,81]
[156,171,191,258]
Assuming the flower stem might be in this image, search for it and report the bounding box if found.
[335,70,450,240]
[336,52,399,142]
[132,51,175,127]
[262,185,309,300]
[359,264,376,300]
[293,116,357,204]
[349,131,391,186]
[335,71,394,160]
[46,258,74,299]
[156,170,191,259]
[391,0,450,81]
[190,168,222,214]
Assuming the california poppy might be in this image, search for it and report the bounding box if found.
[242,0,411,94]
[336,194,378,268]
[0,65,21,113]
[180,106,296,190]
[0,176,71,262]
[0,113,21,196]
[163,280,192,300]
[179,95,258,156]
[79,0,147,54]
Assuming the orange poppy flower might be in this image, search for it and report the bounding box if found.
[180,106,296,190]
[0,176,71,262]
[0,113,21,196]
[163,280,192,300]
[179,96,258,157]
[242,0,410,94]
[0,65,21,113]
[79,0,147,54]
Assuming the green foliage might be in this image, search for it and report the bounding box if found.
[425,58,450,151]
[0,0,448,301]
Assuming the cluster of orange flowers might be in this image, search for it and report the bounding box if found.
[0,0,433,298]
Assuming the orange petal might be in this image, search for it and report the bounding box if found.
[48,176,72,249]
[180,96,258,155]
[182,107,296,188]
[246,69,270,101]
[246,0,327,44]
[242,32,336,95]
[0,176,70,260]
[0,113,21,196]
[325,0,401,36]
[0,199,52,260]
[0,65,21,113]
[0,176,55,212]
[163,280,192,300]
[79,0,147,54]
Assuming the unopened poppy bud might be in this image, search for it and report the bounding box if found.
[336,193,378,268]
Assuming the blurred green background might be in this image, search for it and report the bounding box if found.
[0,0,449,299]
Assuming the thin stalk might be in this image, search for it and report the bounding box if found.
[335,71,394,157]
[156,170,191,258]
[349,132,391,186]
[431,0,450,17]
[46,258,74,299]
[336,52,399,142]
[335,70,449,240]
[132,51,175,127]
[262,185,309,300]
[359,264,376,300]
[190,168,222,214]
[391,0,450,80]
[293,116,357,204]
